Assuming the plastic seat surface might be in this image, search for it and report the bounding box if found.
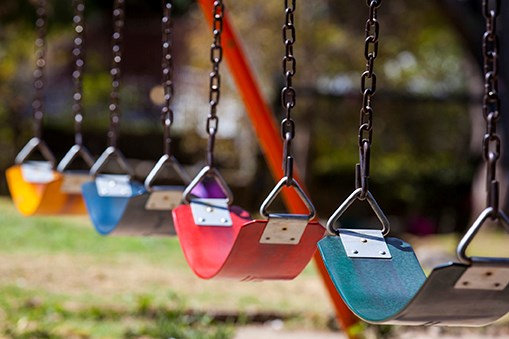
[173,204,325,281]
[82,180,146,235]
[318,235,509,326]
[6,164,87,215]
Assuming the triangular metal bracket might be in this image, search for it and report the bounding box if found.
[190,198,232,226]
[20,161,55,184]
[259,213,308,245]
[455,266,509,291]
[145,186,184,211]
[95,174,133,197]
[339,229,392,259]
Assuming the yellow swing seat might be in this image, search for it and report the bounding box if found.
[6,138,87,216]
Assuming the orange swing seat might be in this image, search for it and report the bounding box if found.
[6,138,87,216]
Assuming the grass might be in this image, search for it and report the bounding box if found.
[0,197,332,338]
[2,196,509,338]
[0,198,234,338]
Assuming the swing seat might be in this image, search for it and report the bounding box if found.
[173,166,325,280]
[82,177,196,236]
[82,148,195,236]
[318,230,509,326]
[6,162,87,215]
[83,183,188,236]
[82,174,147,235]
[173,200,324,281]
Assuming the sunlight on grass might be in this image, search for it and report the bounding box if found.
[3,196,509,337]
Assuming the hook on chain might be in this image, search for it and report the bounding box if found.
[205,0,224,169]
[33,0,47,141]
[161,0,174,157]
[107,0,125,148]
[480,0,501,214]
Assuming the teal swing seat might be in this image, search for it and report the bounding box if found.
[318,190,509,326]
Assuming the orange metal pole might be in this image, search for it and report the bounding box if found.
[197,1,362,338]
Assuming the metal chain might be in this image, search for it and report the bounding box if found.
[72,0,85,146]
[161,0,174,156]
[108,0,125,148]
[481,0,501,213]
[356,0,382,200]
[281,0,297,185]
[32,0,47,140]
[206,0,224,168]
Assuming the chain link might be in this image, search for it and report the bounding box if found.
[281,0,297,184]
[161,0,174,156]
[205,0,224,167]
[356,0,382,199]
[481,0,501,213]
[108,0,125,148]
[32,0,47,140]
[72,0,85,146]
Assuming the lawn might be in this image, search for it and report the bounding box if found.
[0,197,334,338]
[1,196,509,338]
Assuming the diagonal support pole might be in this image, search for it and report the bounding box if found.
[197,1,363,338]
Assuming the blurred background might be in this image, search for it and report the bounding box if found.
[1,1,509,338]
[0,0,508,233]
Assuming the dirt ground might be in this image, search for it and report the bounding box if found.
[3,251,509,338]
[234,324,509,339]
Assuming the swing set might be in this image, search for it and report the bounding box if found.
[4,0,509,337]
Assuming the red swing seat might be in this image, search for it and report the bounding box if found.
[173,166,325,281]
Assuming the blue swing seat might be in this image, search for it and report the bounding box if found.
[82,175,146,235]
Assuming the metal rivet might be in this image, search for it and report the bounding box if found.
[352,250,359,255]
[463,281,469,286]
[290,237,295,241]
[361,238,368,243]
[486,271,493,277]
[198,217,205,222]
[206,207,213,213]
[282,227,288,231]
[220,218,227,223]
[494,282,501,287]
[379,251,386,255]
[266,237,271,240]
